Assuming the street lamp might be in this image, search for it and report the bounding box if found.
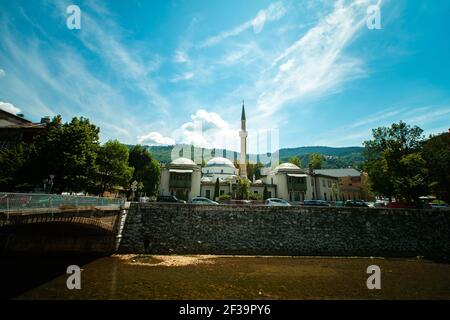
[131,180,138,201]
[49,175,55,194]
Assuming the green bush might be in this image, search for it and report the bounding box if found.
[249,192,262,200]
[219,194,231,201]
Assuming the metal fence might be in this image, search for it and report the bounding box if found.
[0,192,125,213]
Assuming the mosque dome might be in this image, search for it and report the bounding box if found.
[274,162,301,171]
[171,157,196,165]
[206,157,235,169]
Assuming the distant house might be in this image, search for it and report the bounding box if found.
[0,109,48,148]
[314,168,372,201]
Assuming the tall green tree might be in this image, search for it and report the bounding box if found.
[247,162,264,181]
[0,142,34,191]
[29,116,100,193]
[309,154,323,169]
[97,140,133,194]
[363,121,428,204]
[128,145,161,197]
[214,178,220,200]
[421,131,450,202]
[263,185,269,200]
[288,156,301,167]
[236,178,249,200]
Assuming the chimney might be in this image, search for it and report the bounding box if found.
[40,116,51,124]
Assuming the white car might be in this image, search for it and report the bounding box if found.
[265,198,292,206]
[191,197,219,205]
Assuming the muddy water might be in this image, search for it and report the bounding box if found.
[2,255,450,300]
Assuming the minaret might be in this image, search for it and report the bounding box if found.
[239,101,248,179]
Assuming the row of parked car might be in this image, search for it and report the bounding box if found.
[157,196,370,207]
[155,195,449,209]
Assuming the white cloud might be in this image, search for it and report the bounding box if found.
[0,101,21,115]
[137,131,175,146]
[170,72,195,83]
[172,109,239,150]
[174,50,189,63]
[0,68,5,77]
[255,0,375,117]
[201,1,286,47]
[252,10,266,34]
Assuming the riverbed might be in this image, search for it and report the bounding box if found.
[2,255,450,299]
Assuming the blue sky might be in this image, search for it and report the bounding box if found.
[0,0,449,153]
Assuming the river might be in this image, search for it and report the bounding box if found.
[2,254,450,299]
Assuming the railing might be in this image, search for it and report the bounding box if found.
[0,192,125,214]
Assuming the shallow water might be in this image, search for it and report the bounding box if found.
[2,255,450,300]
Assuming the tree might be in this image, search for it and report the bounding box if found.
[249,192,262,200]
[421,131,450,202]
[128,145,161,197]
[0,142,33,191]
[363,121,428,204]
[236,178,249,200]
[97,140,133,194]
[247,162,264,181]
[288,156,301,167]
[214,178,220,200]
[263,185,269,200]
[309,154,323,169]
[29,116,100,193]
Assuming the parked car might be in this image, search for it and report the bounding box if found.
[265,198,292,206]
[386,202,414,209]
[302,200,330,207]
[373,201,387,208]
[191,197,219,205]
[344,200,369,207]
[156,195,186,203]
[430,202,449,209]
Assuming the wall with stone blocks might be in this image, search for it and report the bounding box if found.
[118,203,450,259]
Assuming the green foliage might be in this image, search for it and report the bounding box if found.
[247,162,264,180]
[0,142,33,191]
[288,156,301,167]
[96,140,134,194]
[363,121,428,204]
[309,154,324,169]
[249,192,262,200]
[236,178,249,200]
[421,132,450,202]
[29,116,100,193]
[263,185,269,200]
[128,145,161,197]
[218,194,231,201]
[214,178,220,200]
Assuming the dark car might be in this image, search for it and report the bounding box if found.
[302,200,330,207]
[156,195,186,203]
[344,200,368,207]
[386,202,414,209]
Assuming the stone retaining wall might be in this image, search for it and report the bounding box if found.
[118,203,450,259]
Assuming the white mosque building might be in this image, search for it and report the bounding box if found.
[159,103,340,203]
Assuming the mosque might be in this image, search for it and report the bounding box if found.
[159,103,341,203]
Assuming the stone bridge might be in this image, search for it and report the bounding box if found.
[0,208,124,254]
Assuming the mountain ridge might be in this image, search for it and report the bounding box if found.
[126,144,365,169]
